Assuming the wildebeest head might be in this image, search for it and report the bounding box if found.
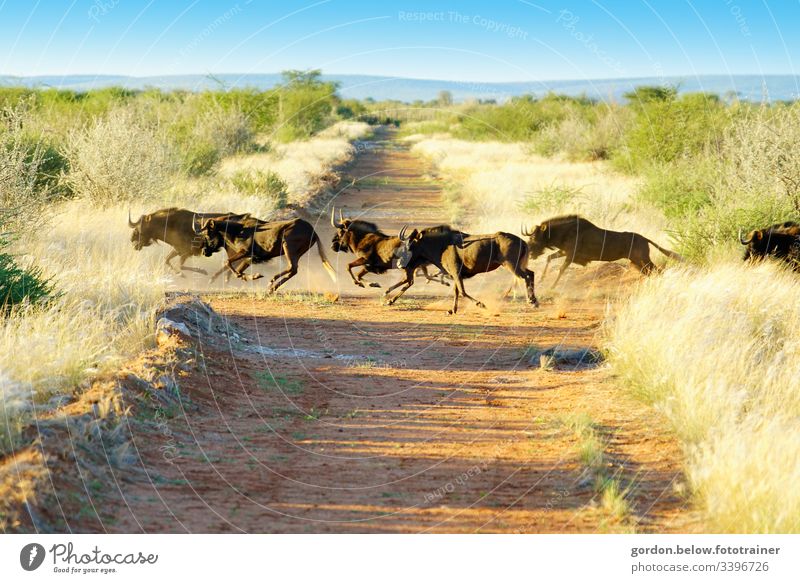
[740,222,800,261]
[128,211,154,250]
[329,208,353,252]
[395,225,465,269]
[522,223,551,259]
[395,226,419,269]
[193,218,226,257]
[329,208,382,252]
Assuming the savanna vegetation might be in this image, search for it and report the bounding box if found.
[0,70,369,457]
[3,71,799,533]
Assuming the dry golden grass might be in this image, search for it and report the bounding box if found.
[606,261,800,532]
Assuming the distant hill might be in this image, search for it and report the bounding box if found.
[1,73,799,103]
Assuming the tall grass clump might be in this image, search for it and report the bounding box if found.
[606,262,800,532]
[64,108,174,206]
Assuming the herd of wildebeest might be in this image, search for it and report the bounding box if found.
[128,207,800,314]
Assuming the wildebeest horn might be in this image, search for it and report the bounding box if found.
[398,225,408,241]
[739,228,753,245]
[192,213,201,234]
[331,207,344,229]
[521,224,534,237]
[128,210,140,228]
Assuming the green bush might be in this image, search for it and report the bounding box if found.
[455,94,587,142]
[230,169,288,208]
[636,160,713,220]
[614,92,729,172]
[179,140,220,176]
[274,70,338,141]
[0,238,53,312]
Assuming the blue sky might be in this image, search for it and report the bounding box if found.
[1,0,798,81]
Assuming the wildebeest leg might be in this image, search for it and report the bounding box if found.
[210,265,227,282]
[223,248,262,281]
[418,266,450,287]
[347,258,380,288]
[355,268,380,287]
[502,278,518,299]
[385,268,416,305]
[633,258,657,275]
[210,257,247,283]
[227,258,252,282]
[551,259,571,288]
[267,244,300,293]
[523,269,539,307]
[449,284,460,315]
[541,250,566,281]
[164,250,183,276]
[177,254,208,276]
[450,275,485,313]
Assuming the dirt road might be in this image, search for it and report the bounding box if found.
[110,128,695,533]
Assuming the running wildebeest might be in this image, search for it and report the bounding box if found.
[194,216,337,292]
[522,215,681,287]
[740,221,800,270]
[128,207,249,276]
[329,208,453,303]
[394,226,538,314]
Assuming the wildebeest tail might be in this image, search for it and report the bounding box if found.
[645,238,684,262]
[313,232,337,283]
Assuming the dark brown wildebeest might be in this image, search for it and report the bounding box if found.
[329,208,453,304]
[128,207,249,276]
[194,216,337,292]
[522,215,681,287]
[740,221,800,270]
[395,227,538,314]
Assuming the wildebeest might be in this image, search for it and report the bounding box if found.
[740,221,800,270]
[395,227,538,314]
[522,215,681,287]
[329,208,453,304]
[194,216,337,292]
[128,207,249,276]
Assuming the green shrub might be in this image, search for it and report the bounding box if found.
[636,160,713,220]
[455,94,586,142]
[230,169,288,207]
[614,92,729,172]
[0,238,53,312]
[274,70,338,141]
